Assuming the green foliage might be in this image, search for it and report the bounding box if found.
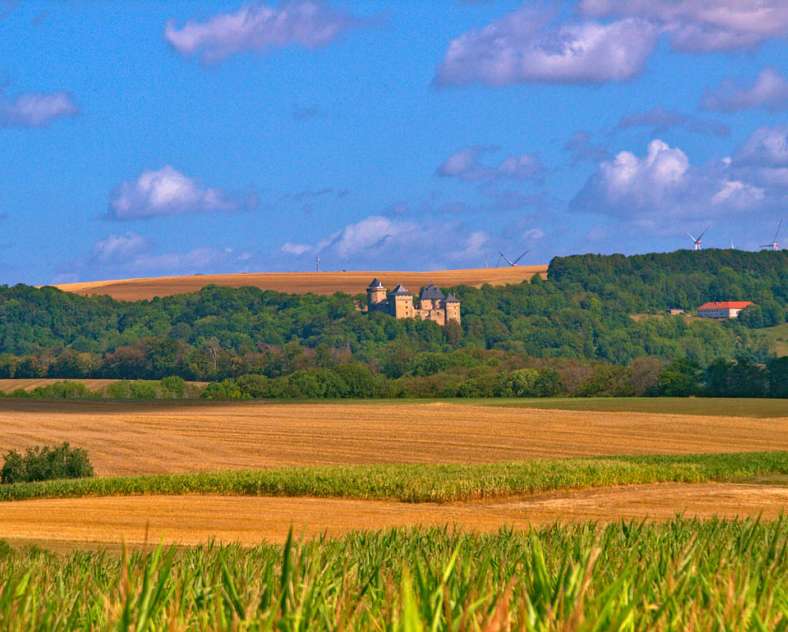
[0,442,93,484]
[0,452,783,504]
[0,250,784,383]
[1,518,786,629]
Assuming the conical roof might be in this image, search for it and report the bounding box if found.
[368,278,384,289]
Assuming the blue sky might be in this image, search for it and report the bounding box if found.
[0,0,786,284]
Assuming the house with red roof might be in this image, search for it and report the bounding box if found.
[696,301,753,319]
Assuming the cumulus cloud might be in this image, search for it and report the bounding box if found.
[165,1,359,63]
[571,138,770,221]
[580,0,788,52]
[435,5,658,86]
[92,232,149,263]
[437,146,543,182]
[703,68,788,112]
[615,107,729,137]
[0,90,78,128]
[108,165,254,220]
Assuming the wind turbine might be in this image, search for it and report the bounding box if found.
[687,227,709,251]
[760,219,783,251]
[498,249,529,267]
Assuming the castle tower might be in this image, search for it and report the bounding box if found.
[445,293,461,324]
[367,278,387,307]
[389,284,414,319]
[419,284,444,312]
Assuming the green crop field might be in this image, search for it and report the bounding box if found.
[471,396,788,418]
[0,518,784,630]
[0,452,785,504]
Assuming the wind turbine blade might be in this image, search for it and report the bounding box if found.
[512,250,529,265]
[687,232,697,242]
[774,218,783,242]
[499,251,515,266]
[697,226,710,240]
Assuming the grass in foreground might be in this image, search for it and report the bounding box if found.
[0,518,785,630]
[470,396,788,418]
[1,452,785,504]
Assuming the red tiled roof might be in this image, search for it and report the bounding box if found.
[697,301,753,311]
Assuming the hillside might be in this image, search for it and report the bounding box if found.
[55,266,548,301]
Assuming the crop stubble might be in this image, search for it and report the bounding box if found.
[54,266,548,300]
[0,400,785,476]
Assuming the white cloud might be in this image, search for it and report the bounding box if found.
[280,215,494,268]
[165,1,359,63]
[711,180,765,207]
[435,6,658,86]
[281,242,312,255]
[735,126,788,167]
[523,227,545,241]
[437,146,543,182]
[0,90,77,127]
[571,138,771,220]
[93,232,148,263]
[580,0,788,52]
[703,68,788,112]
[109,165,254,220]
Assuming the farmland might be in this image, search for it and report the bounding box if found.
[0,518,784,629]
[54,265,548,300]
[0,400,785,475]
[0,482,785,547]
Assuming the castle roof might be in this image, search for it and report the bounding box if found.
[419,284,445,300]
[446,293,459,303]
[390,284,411,296]
[368,278,384,289]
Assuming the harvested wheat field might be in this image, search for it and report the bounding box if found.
[53,266,547,301]
[0,482,783,548]
[0,401,785,476]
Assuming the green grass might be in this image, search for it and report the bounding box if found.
[0,518,785,629]
[467,396,788,418]
[1,452,785,504]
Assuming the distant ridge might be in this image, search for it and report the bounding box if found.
[54,266,548,301]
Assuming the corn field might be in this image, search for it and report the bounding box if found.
[0,451,785,504]
[0,517,785,630]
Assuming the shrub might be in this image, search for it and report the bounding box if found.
[1,442,94,484]
[28,381,94,400]
[159,376,187,398]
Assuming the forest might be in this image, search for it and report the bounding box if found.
[0,250,784,391]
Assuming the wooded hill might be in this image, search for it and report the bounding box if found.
[0,250,784,382]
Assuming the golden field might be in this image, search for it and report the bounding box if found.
[0,483,784,548]
[0,399,785,547]
[0,400,785,476]
[53,265,548,300]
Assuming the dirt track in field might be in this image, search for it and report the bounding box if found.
[0,483,783,548]
[54,266,548,301]
[0,401,785,476]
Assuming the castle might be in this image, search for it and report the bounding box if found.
[366,279,460,326]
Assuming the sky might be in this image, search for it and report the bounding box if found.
[0,0,786,284]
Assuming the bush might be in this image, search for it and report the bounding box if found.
[29,381,94,400]
[1,442,94,484]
